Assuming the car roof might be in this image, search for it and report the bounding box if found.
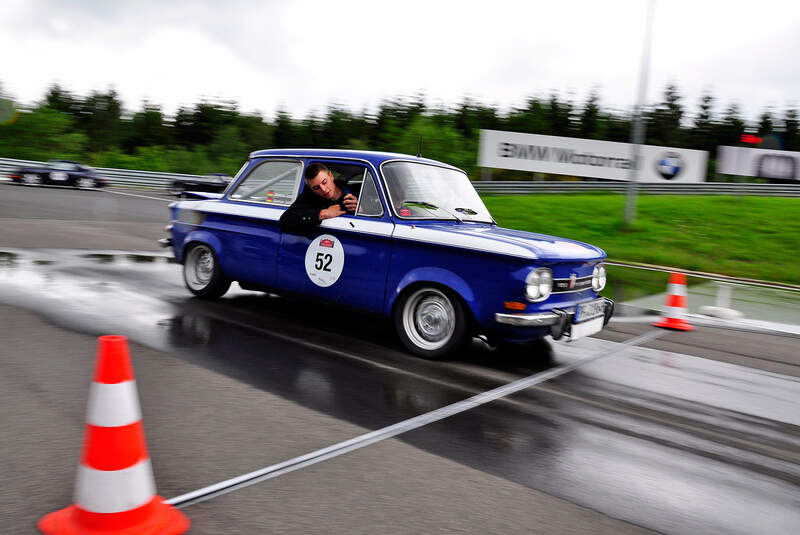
[248,148,462,171]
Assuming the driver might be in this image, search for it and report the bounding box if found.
[279,163,358,231]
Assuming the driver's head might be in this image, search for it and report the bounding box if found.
[305,163,338,200]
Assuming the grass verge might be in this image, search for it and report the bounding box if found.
[481,194,800,285]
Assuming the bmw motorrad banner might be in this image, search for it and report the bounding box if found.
[717,146,800,182]
[478,130,708,182]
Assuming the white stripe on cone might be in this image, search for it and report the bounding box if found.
[667,283,687,297]
[75,458,156,513]
[85,381,142,427]
[662,306,687,319]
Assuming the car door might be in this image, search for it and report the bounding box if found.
[217,158,304,286]
[277,166,393,313]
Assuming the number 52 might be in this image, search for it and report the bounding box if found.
[315,252,332,272]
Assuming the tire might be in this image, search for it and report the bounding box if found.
[394,285,468,359]
[168,182,185,196]
[76,177,97,189]
[22,173,42,186]
[182,243,231,299]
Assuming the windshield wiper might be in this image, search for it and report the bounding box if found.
[403,201,463,223]
[454,207,478,216]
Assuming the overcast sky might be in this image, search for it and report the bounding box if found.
[2,0,798,122]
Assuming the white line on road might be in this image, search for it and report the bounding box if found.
[102,189,173,202]
[167,329,666,508]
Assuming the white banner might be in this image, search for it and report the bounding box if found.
[717,146,800,181]
[478,130,708,182]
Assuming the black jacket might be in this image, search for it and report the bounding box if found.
[279,179,352,231]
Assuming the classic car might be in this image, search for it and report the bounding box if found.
[163,149,613,359]
[167,173,233,196]
[8,159,106,189]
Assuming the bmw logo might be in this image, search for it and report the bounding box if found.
[656,152,684,180]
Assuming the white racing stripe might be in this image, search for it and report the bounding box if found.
[75,459,156,513]
[85,381,142,427]
[167,329,665,508]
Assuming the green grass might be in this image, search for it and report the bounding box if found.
[481,194,800,285]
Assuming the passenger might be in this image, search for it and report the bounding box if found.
[279,162,358,231]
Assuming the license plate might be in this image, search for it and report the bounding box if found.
[575,298,605,323]
[569,316,603,340]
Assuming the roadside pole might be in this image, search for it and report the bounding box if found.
[625,0,656,226]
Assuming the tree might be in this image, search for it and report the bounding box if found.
[272,109,297,148]
[579,90,601,139]
[782,107,799,151]
[0,107,86,160]
[502,97,548,134]
[75,89,124,152]
[390,115,476,176]
[123,101,172,150]
[712,103,745,147]
[647,84,684,146]
[757,109,774,137]
[691,91,716,152]
[545,93,573,136]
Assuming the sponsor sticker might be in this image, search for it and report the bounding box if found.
[304,234,344,287]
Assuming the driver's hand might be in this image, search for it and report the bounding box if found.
[320,204,345,220]
[342,193,358,213]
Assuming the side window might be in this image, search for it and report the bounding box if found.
[229,160,302,205]
[356,170,383,217]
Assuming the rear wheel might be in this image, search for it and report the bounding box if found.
[183,244,231,299]
[394,286,468,359]
[22,173,42,185]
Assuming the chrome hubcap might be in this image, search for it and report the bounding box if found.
[402,288,455,350]
[185,246,214,290]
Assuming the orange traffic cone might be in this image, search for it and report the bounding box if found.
[38,335,190,535]
[653,272,695,331]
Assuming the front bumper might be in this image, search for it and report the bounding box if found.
[495,297,614,339]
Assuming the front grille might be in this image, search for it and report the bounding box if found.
[552,275,593,293]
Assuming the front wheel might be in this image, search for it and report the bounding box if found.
[183,244,231,299]
[76,177,97,189]
[394,286,468,360]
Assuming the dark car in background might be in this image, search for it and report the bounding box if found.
[8,160,106,189]
[167,173,232,196]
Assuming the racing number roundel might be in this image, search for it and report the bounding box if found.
[304,234,344,287]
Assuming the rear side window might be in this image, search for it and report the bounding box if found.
[229,160,302,205]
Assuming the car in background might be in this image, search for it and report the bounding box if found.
[167,173,233,196]
[8,160,106,189]
[163,149,613,359]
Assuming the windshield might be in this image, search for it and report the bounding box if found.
[382,161,493,223]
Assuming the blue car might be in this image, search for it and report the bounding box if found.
[164,149,613,359]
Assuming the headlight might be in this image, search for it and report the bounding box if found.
[592,264,607,292]
[525,268,553,302]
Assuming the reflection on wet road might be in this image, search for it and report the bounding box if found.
[1,249,799,534]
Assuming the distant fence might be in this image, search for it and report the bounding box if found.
[472,181,800,196]
[4,157,800,196]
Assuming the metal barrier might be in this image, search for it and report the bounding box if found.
[473,181,800,196]
[0,157,204,189]
[3,156,800,196]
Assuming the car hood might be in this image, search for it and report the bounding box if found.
[404,223,606,262]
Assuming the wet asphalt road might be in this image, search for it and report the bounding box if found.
[2,183,800,534]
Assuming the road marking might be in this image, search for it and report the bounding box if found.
[166,329,665,508]
[103,189,173,202]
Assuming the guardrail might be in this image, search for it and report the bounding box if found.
[0,157,204,189]
[4,157,800,196]
[605,260,800,292]
[472,181,800,196]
